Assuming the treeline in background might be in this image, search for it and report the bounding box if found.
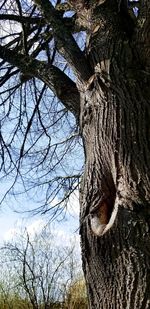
[0,225,88,309]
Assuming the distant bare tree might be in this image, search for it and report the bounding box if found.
[0,226,83,308]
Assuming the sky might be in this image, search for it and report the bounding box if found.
[0,0,82,253]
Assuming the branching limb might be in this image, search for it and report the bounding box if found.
[0,44,80,117]
[33,0,92,81]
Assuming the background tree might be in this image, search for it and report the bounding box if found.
[0,225,85,308]
[0,0,150,308]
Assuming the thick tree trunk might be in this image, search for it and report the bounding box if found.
[79,2,150,308]
[80,208,150,308]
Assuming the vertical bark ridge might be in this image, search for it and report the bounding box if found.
[108,59,150,205]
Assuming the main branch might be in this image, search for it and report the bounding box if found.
[0,44,80,117]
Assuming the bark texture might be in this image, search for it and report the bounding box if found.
[79,1,150,308]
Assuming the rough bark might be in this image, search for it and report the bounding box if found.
[79,1,150,308]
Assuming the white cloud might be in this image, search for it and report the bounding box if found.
[4,218,81,257]
[4,226,18,241]
[55,228,81,256]
[2,190,80,255]
[4,217,46,241]
[3,216,79,246]
[26,218,46,236]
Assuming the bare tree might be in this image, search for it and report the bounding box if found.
[0,226,83,308]
[0,0,150,308]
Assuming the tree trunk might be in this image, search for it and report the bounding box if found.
[79,2,150,308]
